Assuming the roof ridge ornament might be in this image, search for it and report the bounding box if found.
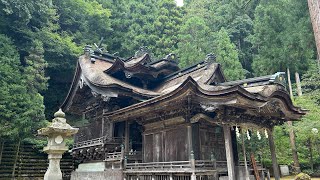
[94,37,105,54]
[84,45,93,57]
[164,53,178,61]
[205,53,216,63]
[135,46,149,58]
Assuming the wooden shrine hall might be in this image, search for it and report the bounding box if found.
[62,46,306,180]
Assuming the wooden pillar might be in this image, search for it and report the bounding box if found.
[223,125,236,180]
[120,144,125,170]
[231,128,239,165]
[267,129,280,180]
[101,118,105,137]
[188,125,193,158]
[125,121,130,153]
[192,123,200,160]
[241,130,250,180]
[189,125,196,180]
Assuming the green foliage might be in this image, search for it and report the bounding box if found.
[54,0,111,45]
[0,0,319,168]
[294,173,311,180]
[301,63,320,105]
[0,34,47,140]
[153,0,183,58]
[177,16,213,67]
[214,28,246,80]
[24,40,48,92]
[183,0,257,74]
[251,0,315,76]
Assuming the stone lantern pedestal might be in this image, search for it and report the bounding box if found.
[38,109,78,180]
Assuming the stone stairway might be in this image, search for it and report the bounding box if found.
[0,141,74,180]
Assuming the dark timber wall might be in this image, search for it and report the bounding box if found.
[0,141,74,180]
[199,124,226,161]
[143,124,189,162]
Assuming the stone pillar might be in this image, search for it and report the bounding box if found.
[223,125,236,180]
[267,129,280,180]
[38,109,78,180]
[45,154,63,180]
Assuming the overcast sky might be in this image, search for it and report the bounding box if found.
[175,0,184,7]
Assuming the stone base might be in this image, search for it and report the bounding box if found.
[235,166,255,180]
[219,175,254,180]
[76,162,106,172]
[219,166,256,180]
[71,170,123,180]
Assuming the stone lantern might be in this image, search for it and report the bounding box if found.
[38,109,78,180]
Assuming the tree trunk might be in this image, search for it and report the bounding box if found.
[268,129,280,180]
[287,121,301,173]
[287,68,293,99]
[12,140,21,178]
[307,0,320,72]
[295,72,302,96]
[0,141,4,165]
[287,69,301,172]
[309,138,314,172]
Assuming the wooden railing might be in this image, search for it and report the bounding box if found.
[105,152,122,160]
[195,160,216,169]
[73,137,104,149]
[126,151,142,162]
[125,160,217,172]
[216,161,227,168]
[126,161,192,171]
[72,136,124,150]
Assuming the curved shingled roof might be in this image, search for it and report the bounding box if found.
[61,53,226,112]
[61,50,306,123]
[104,76,306,122]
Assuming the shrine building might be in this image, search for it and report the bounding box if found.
[61,46,306,180]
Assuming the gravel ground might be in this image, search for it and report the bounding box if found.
[270,176,320,180]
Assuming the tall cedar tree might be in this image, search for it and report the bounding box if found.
[251,0,315,76]
[0,34,46,140]
[214,28,246,80]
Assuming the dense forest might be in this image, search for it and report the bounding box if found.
[0,0,320,175]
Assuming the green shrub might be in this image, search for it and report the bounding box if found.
[294,173,311,180]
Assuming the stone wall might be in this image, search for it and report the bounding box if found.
[71,170,123,180]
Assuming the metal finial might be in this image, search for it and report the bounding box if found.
[54,108,65,118]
